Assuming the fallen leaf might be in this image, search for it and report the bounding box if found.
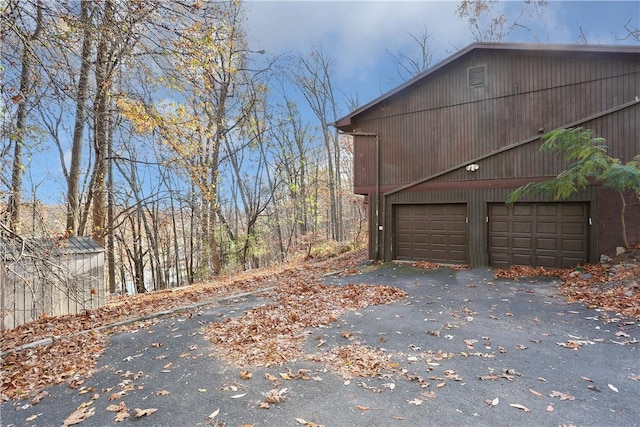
[355,405,370,410]
[408,398,423,405]
[231,393,247,399]
[295,418,325,427]
[608,384,619,393]
[265,373,278,381]
[509,403,530,412]
[209,408,220,419]
[62,405,96,426]
[580,376,593,382]
[549,390,576,401]
[156,390,170,396]
[546,405,554,412]
[26,414,39,421]
[265,389,286,404]
[106,403,122,412]
[280,373,292,380]
[529,388,543,397]
[134,408,157,418]
[240,370,252,380]
[114,410,130,422]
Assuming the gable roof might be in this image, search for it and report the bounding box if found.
[335,42,640,132]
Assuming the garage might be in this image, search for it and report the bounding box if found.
[488,202,589,268]
[394,204,467,264]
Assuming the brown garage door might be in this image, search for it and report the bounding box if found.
[488,202,588,268]
[395,204,467,264]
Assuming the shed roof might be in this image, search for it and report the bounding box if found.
[334,42,640,132]
[0,236,103,261]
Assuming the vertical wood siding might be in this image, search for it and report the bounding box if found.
[1,250,106,330]
[352,50,640,191]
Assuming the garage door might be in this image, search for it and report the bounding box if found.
[488,203,588,268]
[395,204,467,264]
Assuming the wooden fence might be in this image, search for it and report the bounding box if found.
[1,237,105,330]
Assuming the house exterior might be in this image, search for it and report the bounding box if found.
[335,43,640,268]
[1,237,105,329]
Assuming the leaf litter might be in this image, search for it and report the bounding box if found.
[1,250,373,401]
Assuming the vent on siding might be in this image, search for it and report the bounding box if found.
[468,65,486,87]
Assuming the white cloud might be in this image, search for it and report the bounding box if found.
[244,1,472,78]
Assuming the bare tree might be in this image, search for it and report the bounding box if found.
[456,0,547,42]
[2,0,44,233]
[291,47,344,241]
[386,25,435,81]
[618,18,640,43]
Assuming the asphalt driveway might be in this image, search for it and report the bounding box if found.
[2,263,639,426]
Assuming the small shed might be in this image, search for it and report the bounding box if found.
[1,236,106,330]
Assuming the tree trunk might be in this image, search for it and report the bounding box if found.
[92,4,110,244]
[620,191,629,248]
[66,0,93,236]
[7,1,43,234]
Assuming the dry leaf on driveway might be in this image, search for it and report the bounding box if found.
[134,407,157,417]
[549,390,576,400]
[62,403,96,426]
[509,403,530,412]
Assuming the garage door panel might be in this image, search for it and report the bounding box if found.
[536,205,558,216]
[449,236,467,245]
[563,239,586,252]
[395,204,467,264]
[562,205,586,216]
[562,223,585,234]
[536,222,557,234]
[512,205,532,216]
[512,254,533,265]
[536,238,556,250]
[513,222,533,233]
[536,256,557,268]
[512,237,532,248]
[489,202,588,268]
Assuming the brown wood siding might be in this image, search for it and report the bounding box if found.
[351,50,640,190]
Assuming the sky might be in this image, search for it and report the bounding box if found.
[242,0,640,112]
